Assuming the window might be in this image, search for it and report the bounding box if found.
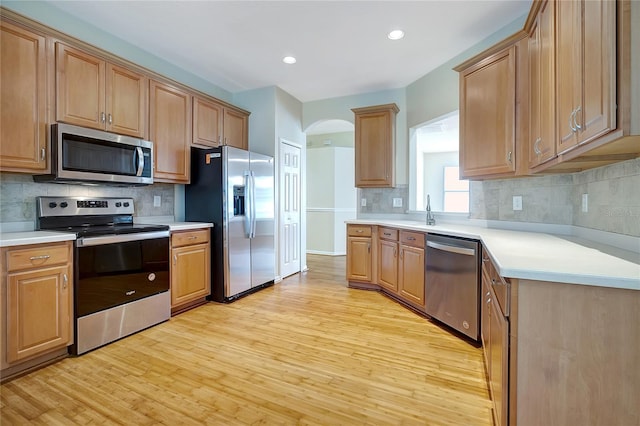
[410,111,469,213]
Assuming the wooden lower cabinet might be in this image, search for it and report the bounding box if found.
[170,229,211,315]
[398,244,425,308]
[346,225,373,283]
[1,241,73,379]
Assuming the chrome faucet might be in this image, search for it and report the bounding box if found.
[426,194,436,226]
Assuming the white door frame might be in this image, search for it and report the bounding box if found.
[277,138,306,281]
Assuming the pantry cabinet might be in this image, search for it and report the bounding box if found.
[352,104,398,188]
[0,20,49,173]
[1,241,73,374]
[56,43,147,138]
[528,0,557,169]
[556,0,616,154]
[170,228,211,315]
[150,80,192,183]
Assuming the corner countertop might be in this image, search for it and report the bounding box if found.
[0,231,76,248]
[346,220,640,291]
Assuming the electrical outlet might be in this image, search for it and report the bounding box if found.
[582,193,588,212]
[153,195,161,207]
[361,198,367,207]
[392,198,403,208]
[513,195,523,211]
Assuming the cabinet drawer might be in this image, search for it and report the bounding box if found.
[171,229,210,247]
[347,225,371,237]
[400,231,424,248]
[379,227,398,241]
[5,243,70,272]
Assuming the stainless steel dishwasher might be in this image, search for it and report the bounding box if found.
[425,233,480,341]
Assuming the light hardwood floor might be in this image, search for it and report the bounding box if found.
[1,255,492,425]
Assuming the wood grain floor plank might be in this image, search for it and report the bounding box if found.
[1,254,492,425]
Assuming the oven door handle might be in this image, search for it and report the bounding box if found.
[76,231,170,247]
[426,240,475,256]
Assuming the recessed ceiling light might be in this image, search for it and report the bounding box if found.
[283,56,297,64]
[388,30,405,40]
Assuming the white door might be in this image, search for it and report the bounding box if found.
[280,141,301,278]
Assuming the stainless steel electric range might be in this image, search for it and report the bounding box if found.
[37,196,170,355]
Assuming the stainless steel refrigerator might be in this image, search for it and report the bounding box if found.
[185,146,275,302]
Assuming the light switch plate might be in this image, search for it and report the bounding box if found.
[392,198,402,207]
[582,193,588,212]
[513,195,523,211]
[153,195,161,207]
[361,198,367,207]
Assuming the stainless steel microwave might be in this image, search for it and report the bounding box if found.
[34,123,154,186]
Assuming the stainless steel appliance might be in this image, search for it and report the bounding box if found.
[34,123,154,186]
[37,196,170,354]
[425,233,480,341]
[185,146,275,302]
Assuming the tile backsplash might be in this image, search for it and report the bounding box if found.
[0,173,175,226]
[357,159,640,237]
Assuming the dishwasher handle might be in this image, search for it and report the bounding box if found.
[426,240,475,256]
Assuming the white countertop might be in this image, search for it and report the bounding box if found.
[347,220,640,291]
[0,231,76,247]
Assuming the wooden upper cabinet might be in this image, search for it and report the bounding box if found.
[223,107,249,150]
[556,0,616,154]
[352,103,398,188]
[56,43,147,138]
[106,63,147,138]
[0,20,48,173]
[458,45,518,178]
[193,96,223,147]
[149,80,192,183]
[528,0,557,169]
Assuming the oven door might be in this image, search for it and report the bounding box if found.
[75,231,169,317]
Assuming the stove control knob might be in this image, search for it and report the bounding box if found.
[60,202,68,208]
[123,202,130,207]
[115,202,122,207]
[48,202,57,208]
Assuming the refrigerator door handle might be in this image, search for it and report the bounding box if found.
[249,171,257,239]
[244,171,252,238]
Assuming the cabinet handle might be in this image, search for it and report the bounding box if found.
[574,106,582,130]
[218,136,222,145]
[569,109,577,132]
[63,273,68,289]
[108,113,113,125]
[400,249,403,260]
[393,247,397,257]
[188,235,197,240]
[507,151,512,163]
[533,138,542,155]
[101,112,106,123]
[482,256,489,263]
[40,147,46,161]
[407,236,416,241]
[29,254,50,261]
[356,229,363,233]
[173,254,177,265]
[367,243,370,253]
[384,232,391,236]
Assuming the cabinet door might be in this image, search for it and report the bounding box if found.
[490,296,509,426]
[106,63,147,138]
[171,243,210,308]
[481,275,491,378]
[0,21,48,172]
[378,240,398,292]
[460,46,516,178]
[353,107,396,187]
[149,80,192,183]
[193,96,223,147]
[346,237,372,282]
[529,0,557,168]
[223,108,248,150]
[6,265,72,364]
[557,0,616,153]
[56,43,105,129]
[398,245,425,308]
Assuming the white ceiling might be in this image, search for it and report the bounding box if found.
[42,0,531,103]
